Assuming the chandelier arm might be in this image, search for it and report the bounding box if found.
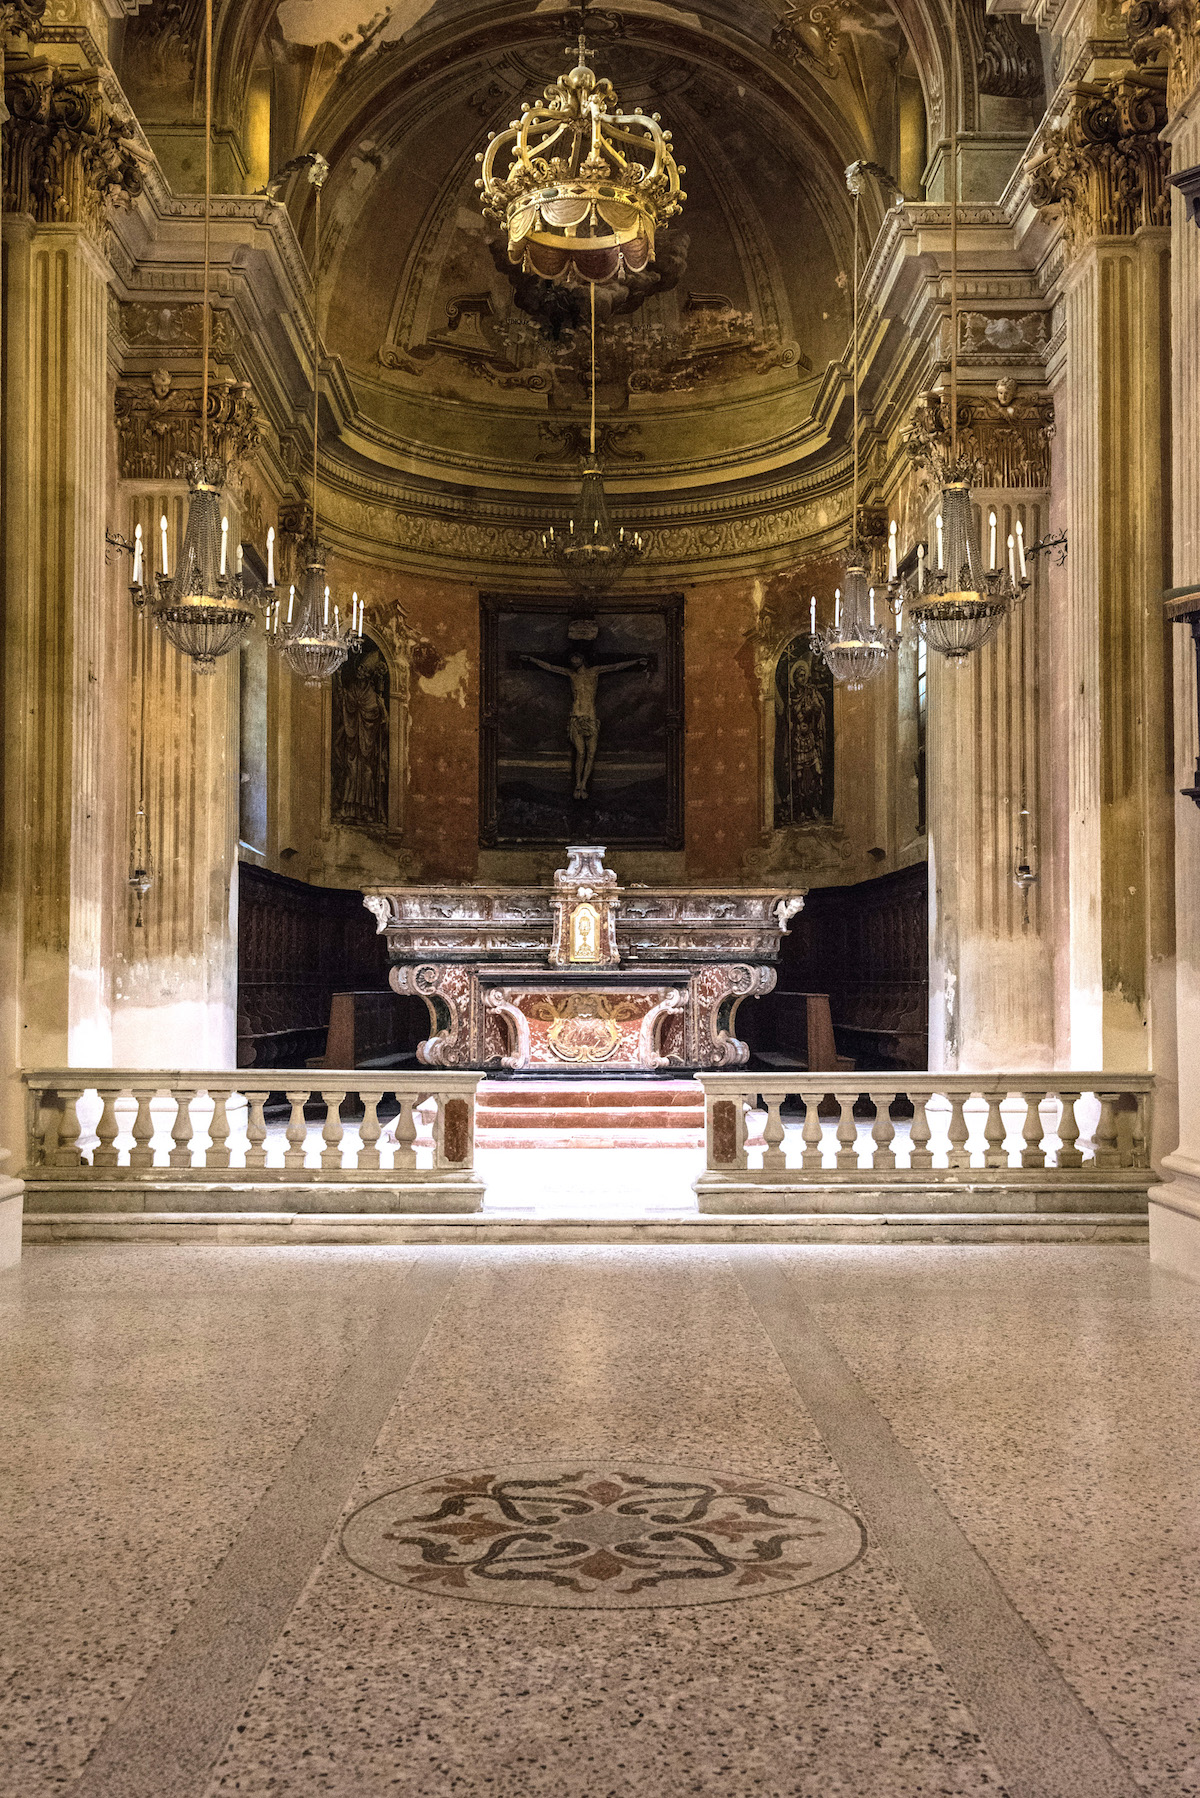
[200,0,212,461]
[949,0,958,464]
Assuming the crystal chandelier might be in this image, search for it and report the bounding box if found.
[890,0,1026,661]
[128,0,258,667]
[476,26,685,286]
[815,163,896,689]
[266,157,362,684]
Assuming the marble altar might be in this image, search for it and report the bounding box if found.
[364,847,802,1072]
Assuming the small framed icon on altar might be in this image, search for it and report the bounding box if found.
[569,901,601,962]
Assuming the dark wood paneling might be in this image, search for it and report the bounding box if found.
[769,863,929,1070]
[236,864,390,1067]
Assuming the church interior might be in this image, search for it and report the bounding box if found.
[3,0,1200,1790]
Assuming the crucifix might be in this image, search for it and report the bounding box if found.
[522,650,650,798]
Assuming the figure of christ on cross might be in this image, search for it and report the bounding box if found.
[522,650,650,799]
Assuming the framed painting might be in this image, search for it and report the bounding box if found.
[480,593,683,848]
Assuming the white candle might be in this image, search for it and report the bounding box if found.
[935,513,944,570]
[1016,519,1027,579]
[888,520,898,581]
[266,526,275,588]
[352,592,359,634]
[324,585,330,626]
[287,584,294,625]
[917,542,925,591]
[1007,533,1016,583]
[834,587,841,629]
[810,595,816,635]
[236,541,243,576]
[334,603,339,632]
[160,514,169,578]
[869,588,875,627]
[220,516,228,576]
[988,510,997,569]
[132,523,143,586]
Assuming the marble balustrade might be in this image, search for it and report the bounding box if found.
[22,1070,482,1181]
[693,1073,1154,1212]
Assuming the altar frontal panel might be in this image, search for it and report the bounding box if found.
[480,594,683,849]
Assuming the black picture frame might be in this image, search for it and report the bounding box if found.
[479,592,684,849]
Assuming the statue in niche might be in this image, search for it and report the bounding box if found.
[521,650,650,799]
[332,638,389,827]
[774,635,834,826]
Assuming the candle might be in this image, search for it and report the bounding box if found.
[266,525,275,588]
[287,584,294,625]
[1007,533,1016,583]
[869,588,875,627]
[810,595,817,635]
[237,541,244,576]
[1016,519,1027,579]
[324,585,330,626]
[160,514,169,578]
[888,520,898,581]
[334,603,339,632]
[132,523,143,586]
[352,591,359,635]
[935,513,944,570]
[220,515,228,576]
[988,510,997,569]
[917,542,925,591]
[834,587,841,629]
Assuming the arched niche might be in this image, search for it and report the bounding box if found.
[327,626,409,842]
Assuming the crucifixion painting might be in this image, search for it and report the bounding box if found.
[481,594,683,849]
[522,650,650,797]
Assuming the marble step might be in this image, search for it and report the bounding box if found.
[476,1106,703,1131]
[478,1081,701,1111]
[476,1128,706,1149]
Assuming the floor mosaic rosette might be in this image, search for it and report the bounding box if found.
[340,1461,865,1608]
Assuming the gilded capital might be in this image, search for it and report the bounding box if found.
[1123,0,1200,113]
[114,376,259,481]
[0,0,47,40]
[905,385,1055,489]
[1027,73,1169,255]
[2,60,143,236]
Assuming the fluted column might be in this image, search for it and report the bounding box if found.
[926,483,1055,1070]
[1151,66,1200,1273]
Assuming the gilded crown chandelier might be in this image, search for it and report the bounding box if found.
[815,164,897,691]
[891,0,1027,661]
[265,159,364,684]
[128,0,258,668]
[478,18,682,594]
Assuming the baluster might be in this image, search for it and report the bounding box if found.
[214,1090,241,1169]
[283,1090,310,1170]
[40,1088,80,1167]
[1131,1091,1149,1167]
[762,1095,786,1171]
[870,1091,896,1172]
[835,1095,858,1169]
[981,1089,1008,1170]
[393,1094,418,1169]
[243,1091,269,1169]
[1020,1090,1048,1167]
[800,1091,824,1170]
[167,1088,193,1169]
[945,1091,971,1169]
[127,1091,155,1169]
[358,1089,382,1171]
[1055,1090,1083,1168]
[92,1090,122,1169]
[909,1094,934,1169]
[320,1089,347,1171]
[1093,1092,1121,1168]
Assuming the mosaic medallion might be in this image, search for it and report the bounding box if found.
[340,1462,864,1608]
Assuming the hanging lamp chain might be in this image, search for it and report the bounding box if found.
[201,0,212,463]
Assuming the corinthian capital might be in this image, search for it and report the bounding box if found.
[1124,0,1200,112]
[1027,72,1169,255]
[2,60,144,237]
[0,0,47,41]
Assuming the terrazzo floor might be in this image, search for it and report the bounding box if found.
[1,1241,1196,1796]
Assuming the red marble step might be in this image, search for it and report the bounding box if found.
[476,1106,702,1132]
[478,1081,701,1111]
[475,1129,706,1149]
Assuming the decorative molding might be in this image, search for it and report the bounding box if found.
[1123,0,1200,113]
[1170,162,1200,225]
[905,384,1055,489]
[1026,72,1170,255]
[116,300,237,356]
[114,372,259,481]
[958,310,1049,364]
[536,421,644,464]
[977,16,1044,100]
[2,58,144,236]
